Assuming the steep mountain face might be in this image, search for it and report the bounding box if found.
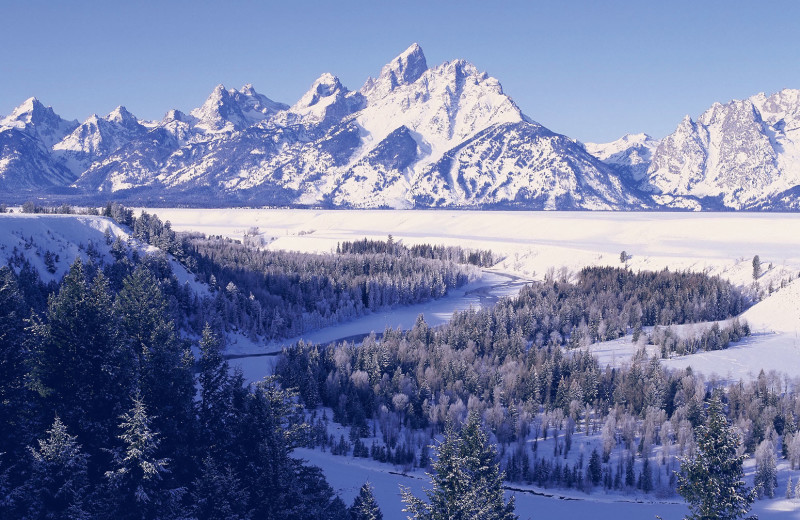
[585,133,659,183]
[0,98,78,190]
[413,122,646,209]
[54,106,149,174]
[190,84,288,133]
[52,43,634,209]
[6,46,800,210]
[643,90,800,209]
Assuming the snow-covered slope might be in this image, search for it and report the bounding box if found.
[53,106,148,174]
[0,44,638,209]
[0,213,205,293]
[190,84,288,134]
[7,49,800,210]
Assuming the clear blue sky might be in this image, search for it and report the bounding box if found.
[2,0,799,143]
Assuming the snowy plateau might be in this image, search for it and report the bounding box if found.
[4,44,800,210]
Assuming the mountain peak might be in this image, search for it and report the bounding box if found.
[106,105,136,124]
[6,97,47,122]
[295,73,344,108]
[361,44,428,96]
[382,43,427,88]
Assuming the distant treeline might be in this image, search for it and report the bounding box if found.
[102,203,481,340]
[337,237,497,267]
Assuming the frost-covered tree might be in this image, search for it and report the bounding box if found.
[104,397,183,520]
[349,482,382,520]
[752,255,761,280]
[22,416,90,520]
[401,413,516,520]
[754,438,777,498]
[678,395,755,520]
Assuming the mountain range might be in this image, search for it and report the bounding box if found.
[3,43,800,210]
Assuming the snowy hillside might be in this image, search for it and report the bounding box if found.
[0,213,203,292]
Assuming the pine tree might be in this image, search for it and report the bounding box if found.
[349,482,382,520]
[114,265,194,472]
[29,259,132,460]
[0,267,29,461]
[786,475,794,499]
[401,413,516,520]
[22,416,90,520]
[191,457,250,520]
[678,395,755,520]
[196,324,232,457]
[587,448,602,486]
[104,396,183,520]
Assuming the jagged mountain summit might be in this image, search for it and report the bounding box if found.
[3,46,800,210]
[635,89,800,210]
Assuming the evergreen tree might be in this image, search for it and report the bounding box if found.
[587,448,602,486]
[104,397,184,520]
[196,324,232,458]
[349,482,382,520]
[114,265,194,472]
[28,260,132,461]
[402,413,516,520]
[21,416,90,520]
[0,266,29,461]
[191,457,250,520]
[678,395,755,520]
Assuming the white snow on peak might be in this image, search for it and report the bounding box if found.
[360,43,428,98]
[0,97,79,148]
[53,105,147,172]
[585,133,659,182]
[354,54,525,168]
[645,88,800,208]
[190,84,288,133]
[585,133,658,160]
[106,105,137,125]
[274,73,359,127]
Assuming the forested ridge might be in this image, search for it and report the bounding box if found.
[0,259,363,519]
[102,203,481,340]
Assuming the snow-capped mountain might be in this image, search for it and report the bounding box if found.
[585,133,659,182]
[0,98,78,190]
[5,45,800,211]
[51,44,639,209]
[53,106,148,174]
[643,89,800,210]
[190,84,288,133]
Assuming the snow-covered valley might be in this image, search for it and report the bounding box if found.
[5,208,800,519]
